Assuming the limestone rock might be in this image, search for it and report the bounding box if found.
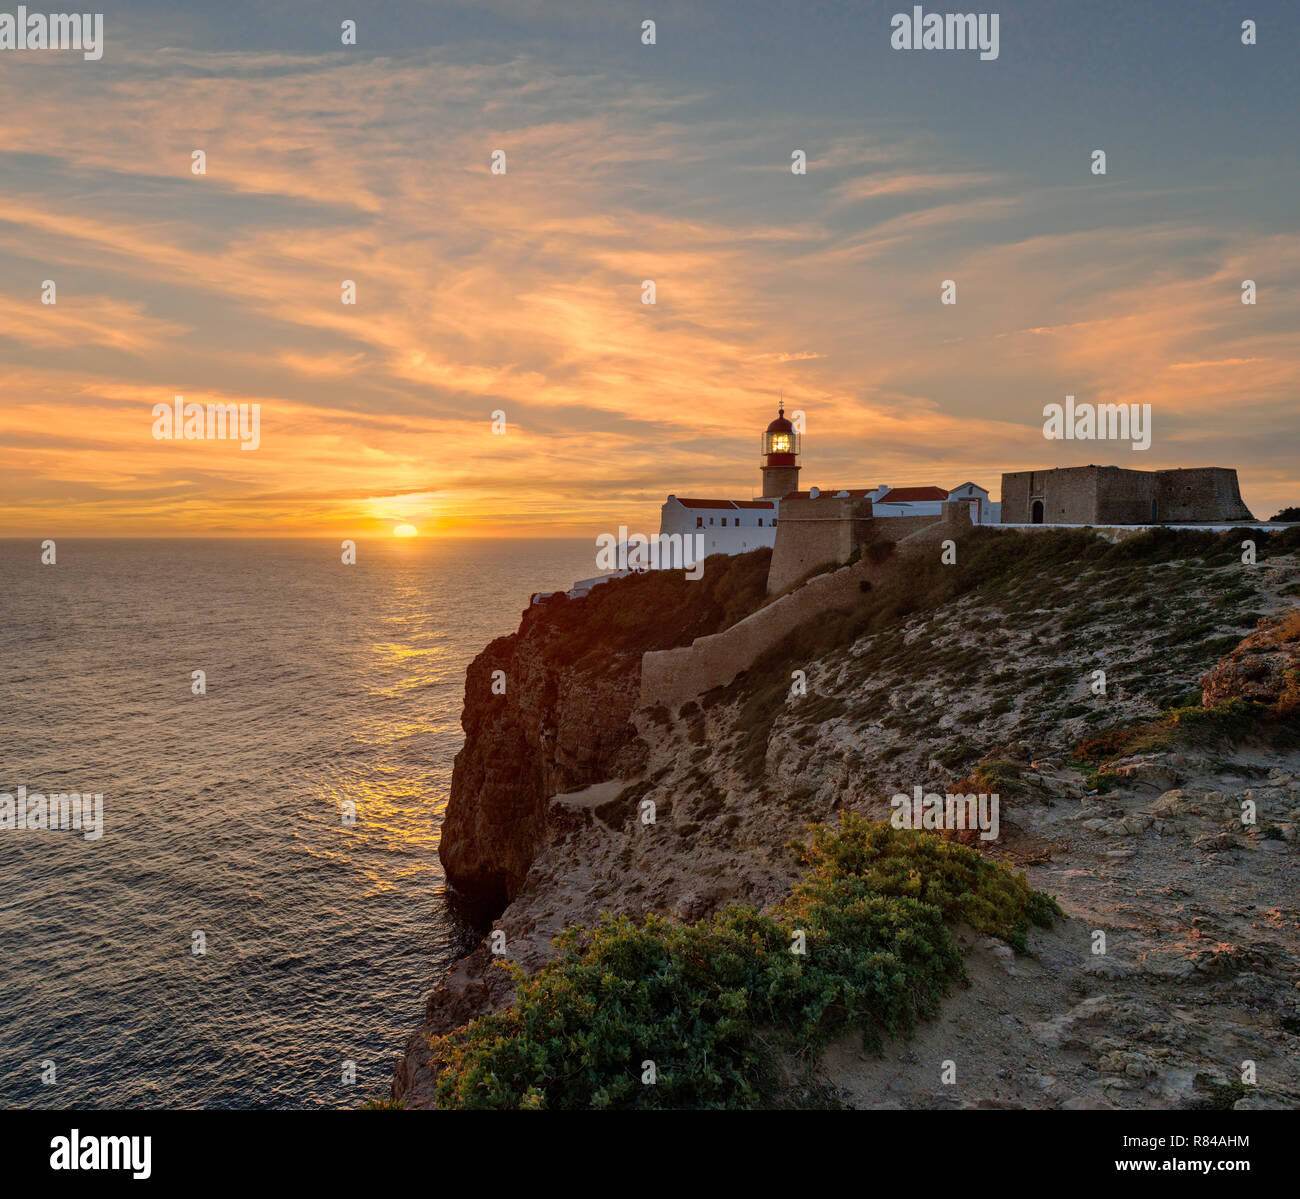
[1201,613,1300,707]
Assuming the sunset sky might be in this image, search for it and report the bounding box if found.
[1,0,1297,537]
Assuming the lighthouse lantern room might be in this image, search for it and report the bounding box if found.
[759,405,801,498]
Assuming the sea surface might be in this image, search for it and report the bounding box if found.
[0,537,599,1109]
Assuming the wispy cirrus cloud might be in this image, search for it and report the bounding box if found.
[1,7,1297,535]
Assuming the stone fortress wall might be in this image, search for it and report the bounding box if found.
[639,554,889,712]
[1001,466,1254,525]
[640,503,971,711]
[764,493,875,596]
[1156,468,1254,523]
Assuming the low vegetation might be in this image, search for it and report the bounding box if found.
[1075,609,1300,769]
[1076,695,1300,772]
[719,526,1300,781]
[429,817,1059,1109]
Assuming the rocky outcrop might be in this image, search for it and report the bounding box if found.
[438,551,773,907]
[438,609,645,908]
[393,943,517,1109]
[1201,612,1300,709]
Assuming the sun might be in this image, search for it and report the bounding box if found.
[393,524,419,538]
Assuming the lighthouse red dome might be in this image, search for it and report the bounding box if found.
[765,409,794,435]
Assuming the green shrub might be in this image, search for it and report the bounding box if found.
[1196,1080,1252,1111]
[789,816,1060,953]
[959,757,1028,798]
[430,817,1059,1109]
[864,539,896,565]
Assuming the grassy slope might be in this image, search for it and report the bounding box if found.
[718,525,1300,786]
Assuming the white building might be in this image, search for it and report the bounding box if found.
[781,482,998,524]
[658,496,778,557]
[866,481,998,524]
[531,569,634,606]
[945,481,999,524]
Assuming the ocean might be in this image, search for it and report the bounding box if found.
[0,537,599,1109]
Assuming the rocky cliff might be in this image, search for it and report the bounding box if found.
[398,525,1300,1109]
[437,617,645,907]
[437,549,773,906]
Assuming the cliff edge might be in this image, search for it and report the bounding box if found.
[438,549,772,906]
[400,526,1300,1109]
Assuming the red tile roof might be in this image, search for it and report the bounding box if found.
[878,486,949,502]
[783,488,874,500]
[673,497,774,509]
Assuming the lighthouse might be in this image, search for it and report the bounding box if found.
[649,402,996,589]
[760,405,801,499]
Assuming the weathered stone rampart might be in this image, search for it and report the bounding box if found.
[640,556,887,712]
[1157,468,1253,523]
[641,506,968,711]
[766,494,875,595]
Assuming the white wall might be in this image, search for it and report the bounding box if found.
[872,501,945,518]
[948,483,996,524]
[660,498,778,557]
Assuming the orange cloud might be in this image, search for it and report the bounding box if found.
[0,42,1296,535]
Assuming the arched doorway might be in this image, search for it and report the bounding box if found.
[1030,500,1044,524]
